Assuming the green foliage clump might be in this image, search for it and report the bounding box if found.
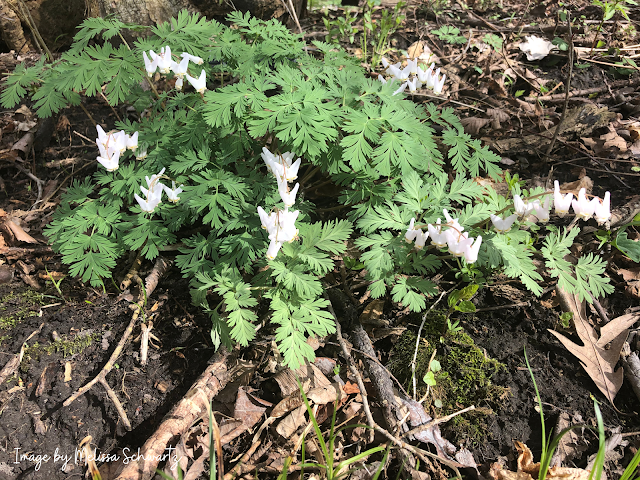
[388,314,507,443]
[1,10,616,368]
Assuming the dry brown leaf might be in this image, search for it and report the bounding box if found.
[461,117,492,135]
[601,126,628,152]
[275,404,306,438]
[549,287,640,403]
[307,382,345,406]
[5,218,38,243]
[490,442,592,480]
[219,386,268,444]
[550,412,587,467]
[273,362,332,397]
[407,41,424,59]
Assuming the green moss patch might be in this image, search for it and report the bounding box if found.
[388,311,508,445]
[0,290,46,331]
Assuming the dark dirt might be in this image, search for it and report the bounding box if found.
[1,0,640,478]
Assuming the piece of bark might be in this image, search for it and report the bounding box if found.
[115,348,230,480]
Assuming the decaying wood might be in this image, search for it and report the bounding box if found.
[115,348,230,480]
[621,347,640,404]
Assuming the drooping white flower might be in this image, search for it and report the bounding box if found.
[532,196,551,223]
[554,181,573,217]
[405,218,419,243]
[513,194,535,217]
[415,230,429,249]
[387,64,409,80]
[463,236,482,264]
[490,213,518,233]
[428,220,448,248]
[186,69,207,94]
[432,72,446,95]
[97,149,120,171]
[180,52,204,65]
[134,168,165,213]
[262,147,301,182]
[175,77,184,91]
[143,51,158,77]
[277,178,299,207]
[405,58,419,75]
[443,209,464,233]
[406,77,422,93]
[135,148,148,160]
[393,82,408,96]
[448,231,472,257]
[164,181,183,202]
[416,63,434,83]
[571,188,595,221]
[150,46,172,74]
[126,132,139,151]
[170,56,189,79]
[258,207,300,260]
[593,192,611,225]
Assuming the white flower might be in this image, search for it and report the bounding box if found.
[97,149,120,171]
[593,192,611,225]
[464,236,482,264]
[514,194,535,217]
[170,56,189,79]
[378,75,387,85]
[554,181,573,217]
[432,72,446,95]
[164,181,183,202]
[415,230,429,249]
[150,46,172,74]
[406,77,422,93]
[519,35,555,61]
[490,213,518,233]
[532,196,551,223]
[416,63,434,83]
[266,238,283,260]
[126,132,139,151]
[135,148,148,160]
[180,52,204,65]
[448,231,472,257]
[258,206,276,231]
[143,51,158,77]
[186,69,206,94]
[175,77,184,91]
[405,218,419,243]
[443,209,464,233]
[571,188,595,221]
[277,178,300,207]
[405,58,418,75]
[387,64,408,80]
[428,220,448,248]
[262,147,301,182]
[393,82,408,96]
[134,169,165,213]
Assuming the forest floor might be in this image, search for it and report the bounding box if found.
[1,0,640,479]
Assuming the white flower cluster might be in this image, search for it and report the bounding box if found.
[379,58,446,95]
[405,209,482,264]
[489,181,611,234]
[257,147,302,260]
[95,125,143,171]
[132,167,183,213]
[143,46,206,93]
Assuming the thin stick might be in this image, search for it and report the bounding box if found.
[545,14,573,157]
[411,290,448,400]
[400,405,476,439]
[324,292,376,441]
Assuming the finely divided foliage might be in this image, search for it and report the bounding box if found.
[2,12,615,368]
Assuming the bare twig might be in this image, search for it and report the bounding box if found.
[411,290,448,400]
[545,14,573,157]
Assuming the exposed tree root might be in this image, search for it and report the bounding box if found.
[115,348,231,480]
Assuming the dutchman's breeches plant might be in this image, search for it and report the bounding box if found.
[3,11,620,368]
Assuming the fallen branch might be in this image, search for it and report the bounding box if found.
[115,348,231,480]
